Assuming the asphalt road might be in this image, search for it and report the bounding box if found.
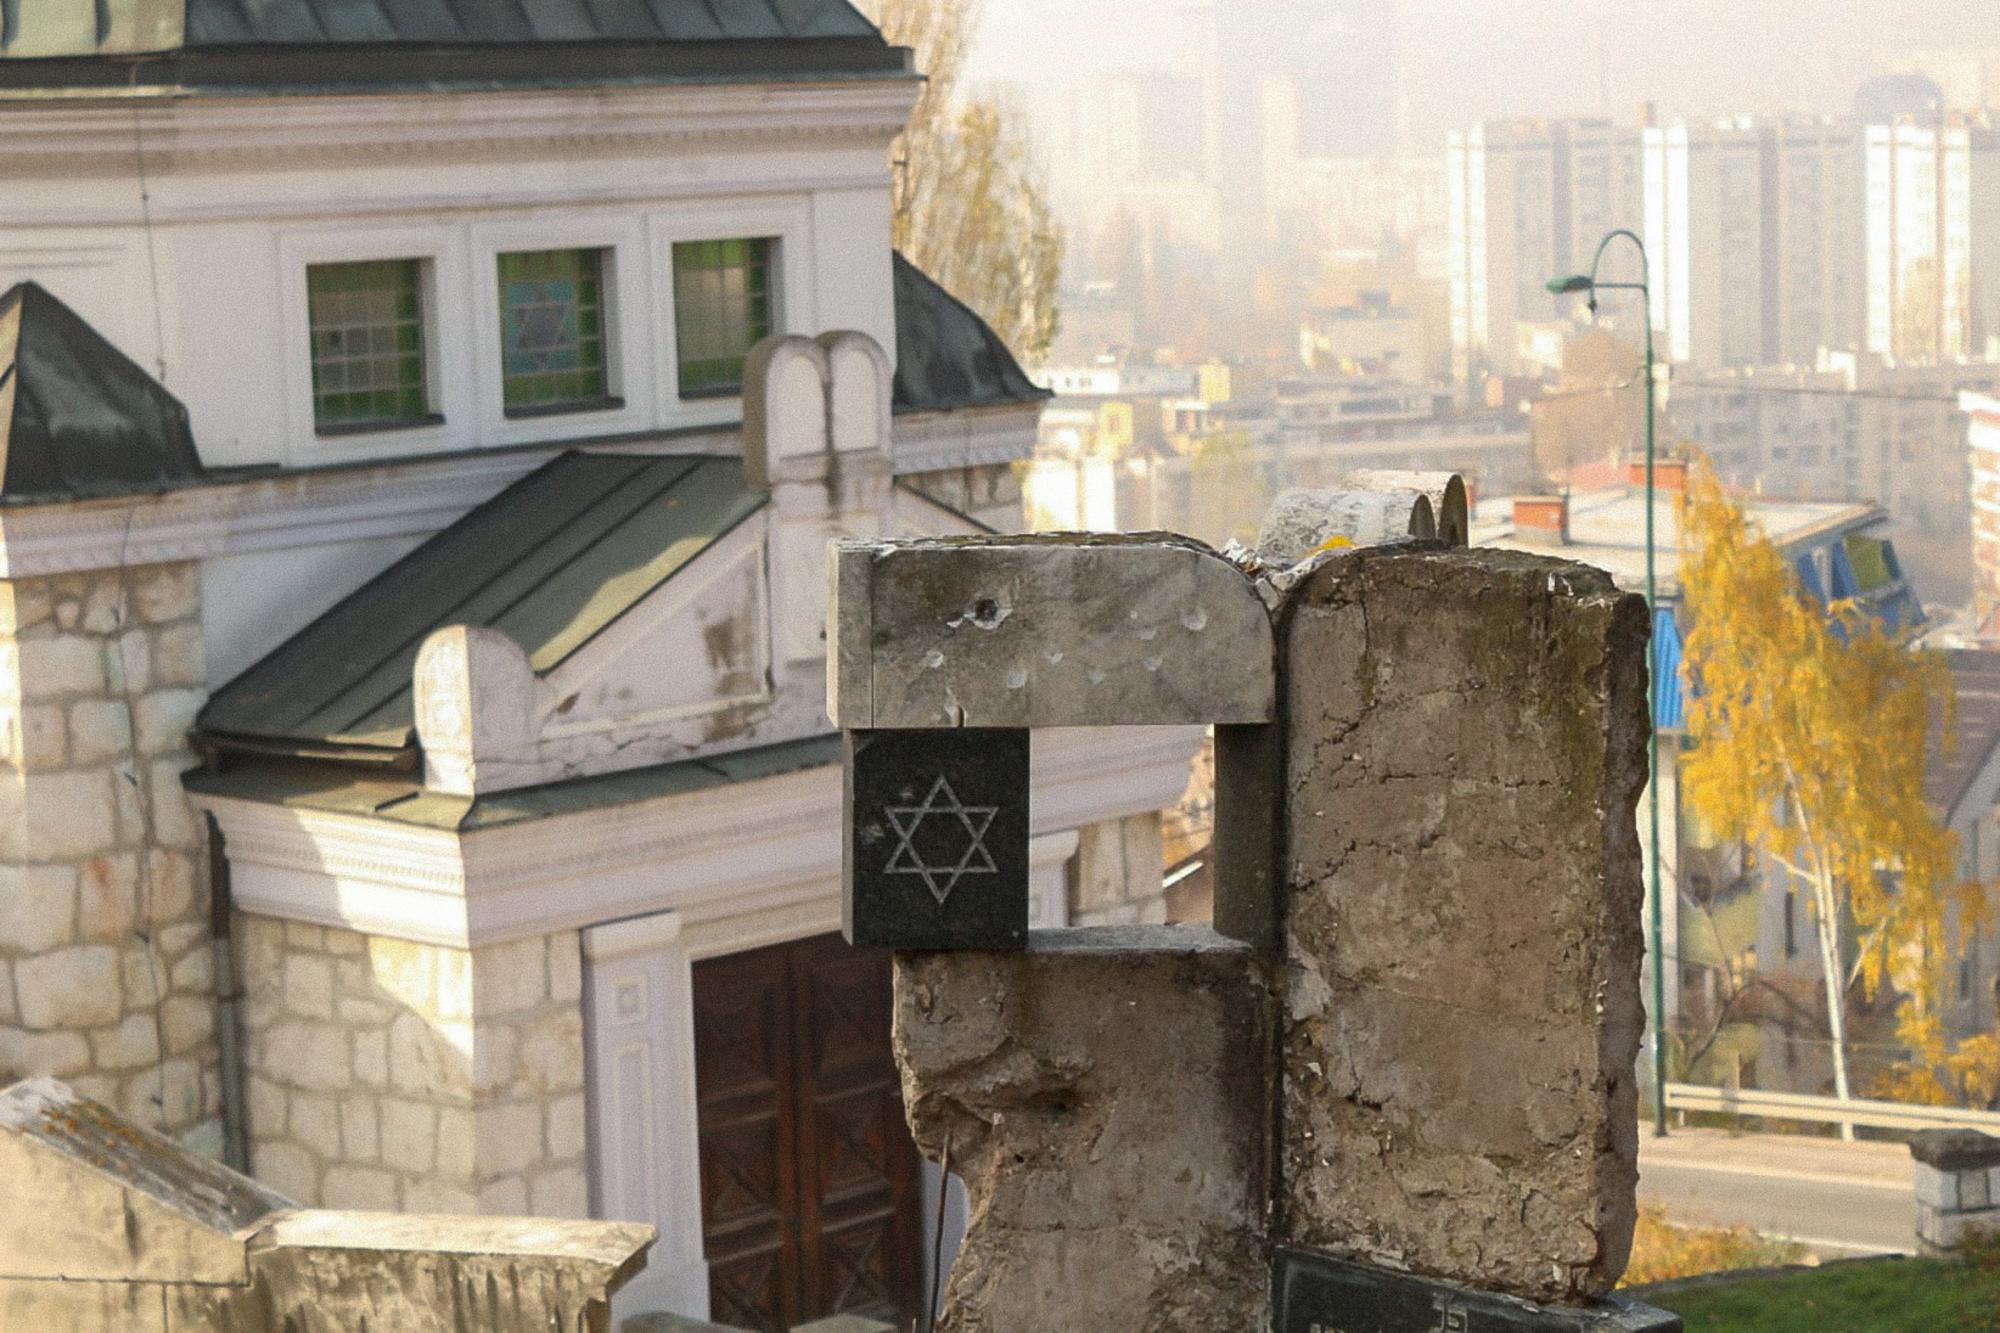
[1637,1126,1917,1256]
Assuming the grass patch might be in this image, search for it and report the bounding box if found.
[1645,1233,2000,1332]
[1621,1206,1807,1287]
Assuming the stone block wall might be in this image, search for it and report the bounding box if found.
[238,914,587,1216]
[1068,813,1167,927]
[0,563,219,1148]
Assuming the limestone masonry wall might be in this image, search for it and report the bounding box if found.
[0,563,219,1148]
[238,915,588,1216]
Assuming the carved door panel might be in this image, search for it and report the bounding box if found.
[790,934,923,1321]
[694,945,803,1328]
[693,934,922,1332]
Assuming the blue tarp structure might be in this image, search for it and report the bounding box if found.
[1652,606,1685,732]
[1795,554,1826,604]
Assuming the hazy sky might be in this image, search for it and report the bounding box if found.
[967,0,2000,148]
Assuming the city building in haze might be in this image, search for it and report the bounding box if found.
[1447,117,1643,381]
[1298,291,1430,378]
[1643,117,1866,370]
[1865,113,2000,364]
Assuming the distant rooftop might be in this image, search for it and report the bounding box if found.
[0,0,911,96]
[1475,484,1882,598]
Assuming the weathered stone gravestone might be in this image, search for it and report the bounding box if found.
[830,479,1680,1332]
[0,1077,653,1331]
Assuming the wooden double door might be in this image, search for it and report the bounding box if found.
[692,933,924,1331]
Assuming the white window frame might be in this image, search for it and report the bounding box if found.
[647,198,815,428]
[470,212,654,447]
[277,223,473,466]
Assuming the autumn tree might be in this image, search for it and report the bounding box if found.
[860,0,1064,362]
[1881,999,2000,1110]
[1679,460,1964,1124]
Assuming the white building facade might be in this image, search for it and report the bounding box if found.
[1865,114,2000,364]
[1643,117,1865,371]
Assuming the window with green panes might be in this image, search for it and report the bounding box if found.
[498,248,614,413]
[672,237,776,397]
[307,260,433,432]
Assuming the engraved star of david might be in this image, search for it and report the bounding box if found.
[883,775,999,905]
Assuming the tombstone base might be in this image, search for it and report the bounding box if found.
[1275,1250,1682,1333]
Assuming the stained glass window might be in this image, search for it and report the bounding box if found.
[672,238,776,397]
[307,260,432,432]
[498,249,610,413]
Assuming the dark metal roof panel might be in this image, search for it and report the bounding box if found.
[0,283,207,505]
[182,0,879,43]
[890,252,1052,415]
[197,451,765,753]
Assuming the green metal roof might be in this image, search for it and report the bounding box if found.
[0,282,207,504]
[890,253,1051,415]
[184,731,840,831]
[196,451,766,757]
[0,1,909,95]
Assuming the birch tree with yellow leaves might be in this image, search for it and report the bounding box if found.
[1679,462,1965,1121]
[859,0,1064,362]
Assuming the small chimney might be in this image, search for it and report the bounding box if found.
[1513,495,1569,547]
[1627,457,1688,493]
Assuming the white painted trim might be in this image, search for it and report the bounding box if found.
[646,198,816,422]
[0,407,1037,580]
[274,222,477,466]
[193,725,1201,949]
[1030,829,1081,930]
[681,893,845,962]
[467,213,658,449]
[583,910,711,1322]
[581,910,686,963]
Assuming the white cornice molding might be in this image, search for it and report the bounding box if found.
[0,81,919,169]
[195,724,1201,950]
[0,428,735,578]
[892,403,1044,475]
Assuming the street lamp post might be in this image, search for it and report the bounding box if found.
[1548,229,1667,1138]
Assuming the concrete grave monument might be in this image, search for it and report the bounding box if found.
[830,478,1681,1332]
[0,1077,653,1331]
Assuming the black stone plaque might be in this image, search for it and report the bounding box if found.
[843,728,1030,950]
[1275,1250,1682,1333]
